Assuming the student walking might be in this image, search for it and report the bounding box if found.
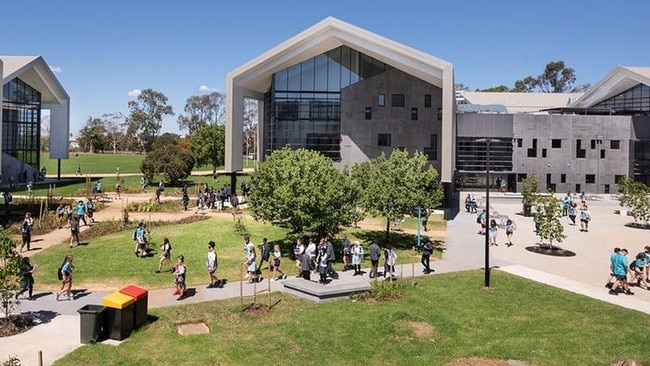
[15,257,36,300]
[75,200,87,226]
[368,240,381,278]
[206,241,220,288]
[19,214,32,252]
[173,255,187,299]
[156,237,173,273]
[69,216,80,248]
[56,255,74,301]
[579,204,591,232]
[421,239,434,274]
[351,241,364,276]
[567,202,577,226]
[384,245,397,280]
[609,249,633,295]
[489,219,498,246]
[504,219,516,247]
[271,244,286,281]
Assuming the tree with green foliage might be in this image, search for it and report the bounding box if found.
[352,150,443,241]
[190,124,225,176]
[480,61,586,93]
[521,175,539,216]
[534,196,566,248]
[249,148,356,237]
[617,176,650,227]
[127,89,174,152]
[476,85,510,92]
[140,141,195,185]
[177,92,225,135]
[78,116,108,153]
[0,228,23,317]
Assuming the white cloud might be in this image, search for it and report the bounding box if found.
[49,65,63,73]
[198,85,219,93]
[127,89,142,98]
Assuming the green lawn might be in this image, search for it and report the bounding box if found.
[31,216,444,291]
[53,271,650,366]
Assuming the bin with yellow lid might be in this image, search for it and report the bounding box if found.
[119,285,148,328]
[102,292,135,340]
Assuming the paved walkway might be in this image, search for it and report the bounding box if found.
[2,191,650,365]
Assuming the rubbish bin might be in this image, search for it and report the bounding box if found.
[102,292,135,341]
[119,285,148,328]
[77,305,106,344]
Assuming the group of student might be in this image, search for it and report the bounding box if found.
[55,199,95,247]
[561,192,592,231]
[606,246,650,295]
[476,210,517,247]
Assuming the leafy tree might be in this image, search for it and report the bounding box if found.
[352,150,443,241]
[512,76,538,92]
[190,124,225,175]
[154,132,181,150]
[537,61,576,93]
[521,175,539,205]
[140,141,195,185]
[477,85,510,92]
[534,196,566,248]
[177,92,225,135]
[78,116,108,153]
[617,176,650,227]
[127,89,174,152]
[103,112,127,154]
[0,228,22,317]
[249,148,356,237]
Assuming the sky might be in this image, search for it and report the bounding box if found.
[2,0,649,136]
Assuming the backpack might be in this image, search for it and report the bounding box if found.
[57,265,64,280]
[6,193,12,203]
[476,214,482,224]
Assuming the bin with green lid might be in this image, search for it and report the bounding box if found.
[77,305,105,344]
[119,285,148,328]
[102,292,135,340]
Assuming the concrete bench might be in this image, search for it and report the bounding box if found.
[282,279,370,302]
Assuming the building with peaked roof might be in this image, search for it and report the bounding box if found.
[225,16,456,195]
[1,56,69,182]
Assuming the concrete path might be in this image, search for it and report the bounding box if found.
[2,191,650,365]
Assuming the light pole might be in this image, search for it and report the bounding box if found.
[596,135,603,194]
[477,138,500,288]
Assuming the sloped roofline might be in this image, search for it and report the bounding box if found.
[1,55,70,103]
[227,16,453,91]
[571,66,650,108]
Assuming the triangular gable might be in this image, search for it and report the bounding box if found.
[228,16,452,93]
[1,56,69,104]
[571,66,650,108]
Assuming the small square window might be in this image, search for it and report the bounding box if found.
[411,107,418,121]
[424,94,432,108]
[378,94,385,107]
[586,174,595,184]
[527,148,537,158]
[516,138,523,148]
[610,140,620,149]
[542,148,547,158]
[551,139,562,148]
[378,133,391,147]
[365,106,372,120]
[392,94,405,107]
[517,174,527,182]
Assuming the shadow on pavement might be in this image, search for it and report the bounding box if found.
[24,310,59,325]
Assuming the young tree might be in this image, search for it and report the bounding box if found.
[534,196,566,248]
[103,112,126,154]
[190,124,225,175]
[177,92,225,135]
[249,148,356,237]
[521,175,539,216]
[352,150,443,241]
[127,89,174,152]
[617,176,650,227]
[0,228,22,317]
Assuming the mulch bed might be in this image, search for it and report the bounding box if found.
[0,315,35,338]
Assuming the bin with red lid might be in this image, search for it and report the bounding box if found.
[119,285,148,328]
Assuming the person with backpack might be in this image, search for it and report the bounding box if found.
[15,257,36,300]
[75,200,87,226]
[421,238,435,274]
[368,239,381,278]
[258,238,271,275]
[85,198,95,224]
[69,216,80,248]
[133,222,146,257]
[579,203,591,232]
[19,213,33,252]
[477,210,486,235]
[156,237,173,273]
[56,255,74,301]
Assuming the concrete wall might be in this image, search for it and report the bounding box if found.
[457,113,633,194]
[339,68,442,173]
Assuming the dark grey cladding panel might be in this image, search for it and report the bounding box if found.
[457,113,514,137]
[632,116,650,139]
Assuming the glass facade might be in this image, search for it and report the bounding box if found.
[592,83,650,115]
[265,46,392,160]
[2,78,41,168]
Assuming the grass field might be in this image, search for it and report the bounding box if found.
[53,271,650,366]
[31,216,444,291]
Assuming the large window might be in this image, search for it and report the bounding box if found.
[2,78,41,168]
[392,94,405,107]
[378,133,391,147]
[455,137,513,172]
[266,46,392,161]
[592,83,650,115]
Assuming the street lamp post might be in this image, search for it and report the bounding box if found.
[477,138,499,288]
